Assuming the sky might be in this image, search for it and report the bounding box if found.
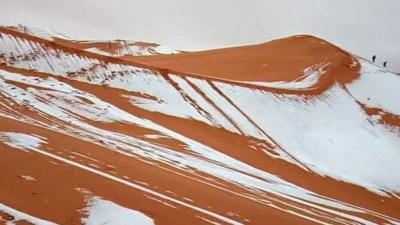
[1,0,399,71]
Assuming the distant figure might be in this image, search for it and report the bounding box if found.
[372,55,376,63]
[383,61,388,67]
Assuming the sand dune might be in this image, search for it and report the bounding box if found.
[0,25,399,225]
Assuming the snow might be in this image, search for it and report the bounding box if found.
[86,47,110,55]
[0,70,141,123]
[0,30,254,134]
[187,77,264,138]
[215,81,400,194]
[83,197,154,225]
[347,58,400,116]
[55,62,217,126]
[242,62,329,89]
[120,72,210,124]
[0,32,98,75]
[0,132,46,152]
[0,203,57,225]
[20,175,37,181]
[154,45,180,55]
[1,69,388,223]
[6,25,178,56]
[1,102,395,224]
[85,41,179,56]
[9,25,71,40]
[13,137,244,225]
[169,75,239,132]
[113,41,177,56]
[143,134,167,139]
[109,40,178,56]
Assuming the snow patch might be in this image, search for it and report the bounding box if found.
[216,81,400,194]
[10,25,71,40]
[347,58,400,116]
[242,62,329,89]
[0,132,46,152]
[0,202,57,225]
[82,196,154,225]
[20,175,37,181]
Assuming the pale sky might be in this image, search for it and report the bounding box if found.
[1,0,399,71]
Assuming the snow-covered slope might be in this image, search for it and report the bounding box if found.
[5,25,179,56]
[0,26,399,225]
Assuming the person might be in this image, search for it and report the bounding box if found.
[372,55,376,62]
[383,61,387,67]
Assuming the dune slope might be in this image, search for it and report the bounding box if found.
[0,26,400,225]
